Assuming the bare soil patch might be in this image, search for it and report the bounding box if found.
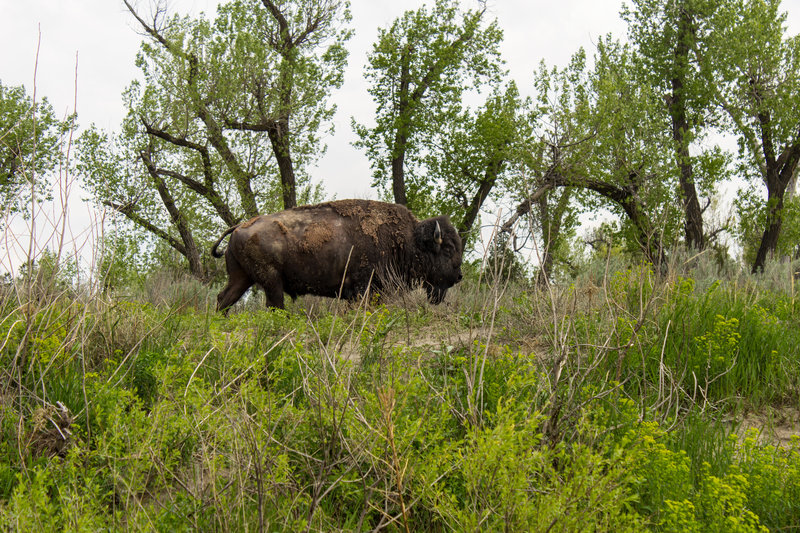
[737,406,800,447]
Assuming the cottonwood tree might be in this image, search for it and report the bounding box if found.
[498,57,587,283]
[422,82,532,244]
[353,0,503,213]
[79,0,350,278]
[577,40,685,269]
[708,0,800,272]
[506,42,682,271]
[0,82,68,215]
[623,0,731,252]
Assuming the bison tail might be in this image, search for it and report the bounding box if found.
[211,225,238,258]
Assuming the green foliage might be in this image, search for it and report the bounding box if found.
[691,465,767,532]
[608,264,656,311]
[354,0,504,214]
[693,314,741,378]
[449,402,642,531]
[590,271,800,407]
[630,421,694,516]
[736,430,800,527]
[78,0,347,276]
[655,280,799,403]
[422,81,533,240]
[0,81,69,215]
[520,38,684,268]
[623,0,717,111]
[3,262,800,530]
[96,232,146,292]
[13,248,81,300]
[622,0,730,209]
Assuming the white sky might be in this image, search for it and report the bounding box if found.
[0,0,798,273]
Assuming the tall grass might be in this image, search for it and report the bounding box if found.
[4,238,800,530]
[3,74,800,530]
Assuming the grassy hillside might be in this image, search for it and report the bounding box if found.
[1,260,799,531]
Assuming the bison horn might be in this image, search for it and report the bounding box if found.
[434,220,442,245]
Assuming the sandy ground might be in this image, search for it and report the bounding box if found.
[738,406,800,448]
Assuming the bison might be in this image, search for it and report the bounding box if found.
[211,199,463,311]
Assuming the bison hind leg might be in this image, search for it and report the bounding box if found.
[256,266,285,310]
[216,254,254,314]
[216,277,253,314]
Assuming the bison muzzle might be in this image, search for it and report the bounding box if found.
[211,199,463,311]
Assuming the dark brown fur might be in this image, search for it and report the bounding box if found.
[212,199,463,311]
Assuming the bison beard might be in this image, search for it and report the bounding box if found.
[211,199,463,312]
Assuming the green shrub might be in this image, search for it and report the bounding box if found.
[735,431,800,529]
[3,266,800,531]
[607,277,800,408]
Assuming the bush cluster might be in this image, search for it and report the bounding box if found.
[1,264,799,531]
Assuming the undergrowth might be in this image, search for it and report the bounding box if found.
[1,259,799,531]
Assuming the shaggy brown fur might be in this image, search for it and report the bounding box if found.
[211,199,463,311]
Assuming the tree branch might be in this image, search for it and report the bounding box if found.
[123,0,174,53]
[196,106,260,217]
[260,0,292,48]
[500,182,554,234]
[223,118,276,132]
[142,118,216,190]
[142,118,206,152]
[140,146,204,276]
[776,129,800,185]
[105,199,186,256]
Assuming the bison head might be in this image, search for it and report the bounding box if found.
[414,216,463,303]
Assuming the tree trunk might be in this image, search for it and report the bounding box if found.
[391,45,412,206]
[152,177,204,278]
[536,187,571,286]
[536,189,554,286]
[503,174,667,274]
[273,41,298,210]
[267,118,297,209]
[751,162,790,273]
[751,193,784,273]
[615,190,665,271]
[391,149,407,206]
[671,5,705,250]
[750,112,800,273]
[458,160,502,240]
